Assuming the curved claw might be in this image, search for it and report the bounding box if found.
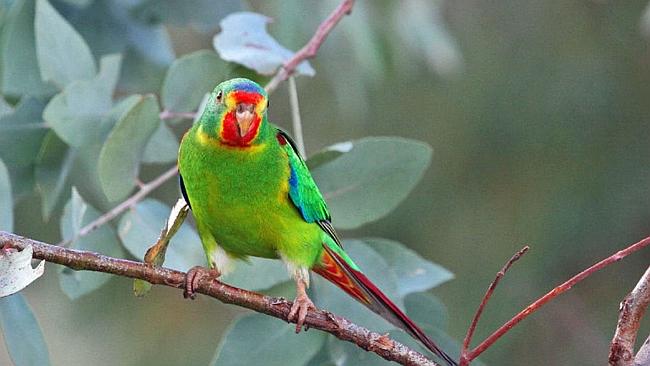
[288,293,315,333]
[183,266,221,299]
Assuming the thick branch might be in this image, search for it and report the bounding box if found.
[466,236,650,362]
[264,0,355,93]
[1,231,439,366]
[609,266,650,365]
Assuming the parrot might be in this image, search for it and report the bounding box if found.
[178,78,456,366]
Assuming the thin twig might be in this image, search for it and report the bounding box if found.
[459,246,529,366]
[57,166,178,247]
[265,0,355,93]
[465,236,650,362]
[159,110,196,121]
[1,231,439,366]
[609,266,650,365]
[287,76,306,157]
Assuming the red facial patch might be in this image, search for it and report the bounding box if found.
[220,111,262,147]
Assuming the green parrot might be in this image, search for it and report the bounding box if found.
[178,78,456,366]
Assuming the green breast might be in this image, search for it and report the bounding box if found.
[178,125,323,265]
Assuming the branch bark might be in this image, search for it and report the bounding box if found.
[609,265,650,365]
[264,0,355,93]
[0,231,439,366]
[465,236,650,362]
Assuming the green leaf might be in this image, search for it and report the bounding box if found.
[0,293,51,366]
[98,95,159,201]
[35,0,96,87]
[35,132,76,220]
[211,313,326,366]
[311,137,432,229]
[60,0,92,7]
[142,123,179,164]
[118,199,204,271]
[0,0,56,97]
[364,238,454,296]
[0,159,11,231]
[133,0,240,32]
[59,188,124,299]
[312,239,400,334]
[306,141,352,170]
[161,50,226,113]
[328,336,390,366]
[0,97,47,167]
[213,12,315,76]
[404,292,448,331]
[222,257,290,292]
[43,54,121,147]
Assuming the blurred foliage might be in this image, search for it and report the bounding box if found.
[1,0,649,365]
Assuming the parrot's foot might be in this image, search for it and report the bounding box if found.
[288,282,315,333]
[183,266,221,299]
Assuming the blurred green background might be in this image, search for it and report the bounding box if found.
[2,0,650,365]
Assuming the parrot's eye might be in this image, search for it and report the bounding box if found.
[215,90,223,104]
[267,100,270,108]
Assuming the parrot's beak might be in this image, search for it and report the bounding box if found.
[235,102,255,137]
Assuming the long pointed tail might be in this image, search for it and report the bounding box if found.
[313,244,457,366]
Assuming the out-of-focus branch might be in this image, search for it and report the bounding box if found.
[1,231,439,366]
[459,246,529,366]
[264,0,355,93]
[463,236,650,363]
[57,166,178,247]
[609,266,650,366]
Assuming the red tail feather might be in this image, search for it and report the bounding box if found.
[314,245,457,366]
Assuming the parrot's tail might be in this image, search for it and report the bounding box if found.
[313,243,457,366]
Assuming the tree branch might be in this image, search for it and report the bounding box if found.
[264,0,355,93]
[609,265,650,365]
[465,235,650,362]
[1,231,439,366]
[459,246,529,366]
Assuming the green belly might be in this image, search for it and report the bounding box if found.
[179,128,323,267]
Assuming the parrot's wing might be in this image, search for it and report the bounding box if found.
[276,129,341,246]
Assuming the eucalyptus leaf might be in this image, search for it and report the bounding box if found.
[118,199,204,272]
[0,0,56,97]
[35,132,76,220]
[311,137,432,229]
[35,0,96,87]
[0,97,47,167]
[0,293,51,366]
[211,313,326,366]
[0,245,45,297]
[364,238,453,296]
[43,54,121,147]
[312,239,400,334]
[161,50,225,113]
[142,123,179,164]
[404,292,448,332]
[0,159,11,231]
[98,95,159,201]
[133,0,240,32]
[306,141,352,170]
[59,188,124,299]
[213,12,314,76]
[222,257,290,292]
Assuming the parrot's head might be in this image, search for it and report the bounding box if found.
[197,78,269,147]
